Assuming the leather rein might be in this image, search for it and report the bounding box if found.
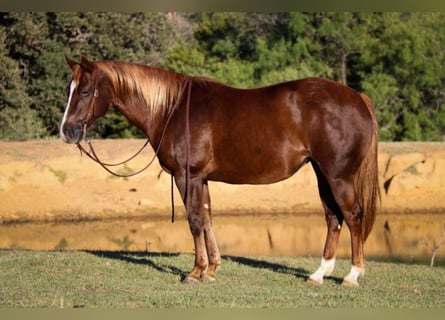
[76,74,193,222]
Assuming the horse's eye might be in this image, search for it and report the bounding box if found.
[81,91,90,97]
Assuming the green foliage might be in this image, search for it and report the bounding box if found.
[357,13,445,141]
[0,12,180,140]
[0,26,46,140]
[361,73,400,141]
[0,12,444,141]
[166,12,332,87]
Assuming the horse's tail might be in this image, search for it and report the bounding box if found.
[356,93,380,242]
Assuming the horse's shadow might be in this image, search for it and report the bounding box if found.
[223,255,309,280]
[86,250,342,284]
[223,255,342,284]
[86,250,184,278]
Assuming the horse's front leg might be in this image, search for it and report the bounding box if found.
[201,181,221,281]
[175,174,209,283]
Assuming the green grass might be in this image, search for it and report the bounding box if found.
[0,250,443,308]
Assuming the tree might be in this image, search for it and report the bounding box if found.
[312,12,375,86]
[167,12,332,87]
[0,12,444,141]
[0,22,45,140]
[0,12,185,140]
[358,13,445,140]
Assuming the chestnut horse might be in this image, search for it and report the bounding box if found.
[60,56,379,287]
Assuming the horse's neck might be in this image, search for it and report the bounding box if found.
[107,64,188,145]
[111,95,153,138]
[112,88,177,148]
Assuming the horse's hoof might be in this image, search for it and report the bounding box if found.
[306,277,323,285]
[341,279,359,287]
[202,273,216,282]
[182,276,201,284]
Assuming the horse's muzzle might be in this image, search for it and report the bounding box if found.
[60,122,84,144]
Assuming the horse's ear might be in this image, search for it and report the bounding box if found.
[80,55,95,73]
[65,55,78,70]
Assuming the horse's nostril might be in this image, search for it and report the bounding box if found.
[61,122,83,144]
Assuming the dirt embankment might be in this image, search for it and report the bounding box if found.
[0,140,444,223]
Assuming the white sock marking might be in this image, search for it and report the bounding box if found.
[309,257,336,284]
[343,265,365,286]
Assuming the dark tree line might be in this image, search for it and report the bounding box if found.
[1,12,444,141]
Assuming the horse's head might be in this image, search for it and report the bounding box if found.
[59,56,111,144]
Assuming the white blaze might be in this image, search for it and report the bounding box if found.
[60,80,77,141]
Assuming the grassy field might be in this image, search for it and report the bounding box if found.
[0,250,444,308]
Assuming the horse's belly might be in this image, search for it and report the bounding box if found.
[208,152,309,185]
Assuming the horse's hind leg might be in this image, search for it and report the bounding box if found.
[308,204,343,284]
[326,176,365,287]
[308,162,344,284]
[201,181,221,281]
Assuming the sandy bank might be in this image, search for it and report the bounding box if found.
[1,140,444,223]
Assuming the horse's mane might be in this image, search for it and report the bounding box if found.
[96,61,183,117]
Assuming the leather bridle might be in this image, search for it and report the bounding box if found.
[75,75,193,223]
[80,73,100,142]
[77,75,192,178]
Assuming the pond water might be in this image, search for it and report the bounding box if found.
[1,212,444,265]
